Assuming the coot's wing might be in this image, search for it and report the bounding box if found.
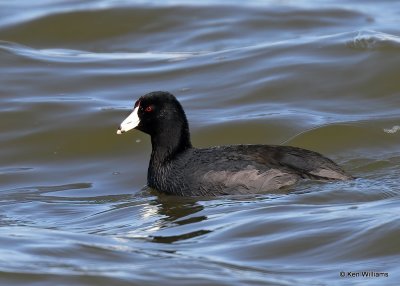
[186,147,302,195]
[254,145,353,180]
[185,145,351,195]
[198,166,301,195]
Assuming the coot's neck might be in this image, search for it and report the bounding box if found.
[149,119,192,167]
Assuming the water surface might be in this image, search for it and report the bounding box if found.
[1,1,399,285]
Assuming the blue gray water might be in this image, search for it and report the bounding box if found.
[1,1,399,285]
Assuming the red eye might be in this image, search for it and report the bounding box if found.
[145,106,153,112]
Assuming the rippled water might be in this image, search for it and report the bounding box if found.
[1,1,399,285]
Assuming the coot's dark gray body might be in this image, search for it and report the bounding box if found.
[148,145,350,196]
[117,91,352,196]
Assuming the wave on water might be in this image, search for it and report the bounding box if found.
[347,30,400,50]
[2,28,400,64]
[383,125,400,134]
[0,40,199,62]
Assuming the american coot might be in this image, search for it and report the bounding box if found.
[117,91,352,196]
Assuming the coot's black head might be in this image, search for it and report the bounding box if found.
[117,91,192,153]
